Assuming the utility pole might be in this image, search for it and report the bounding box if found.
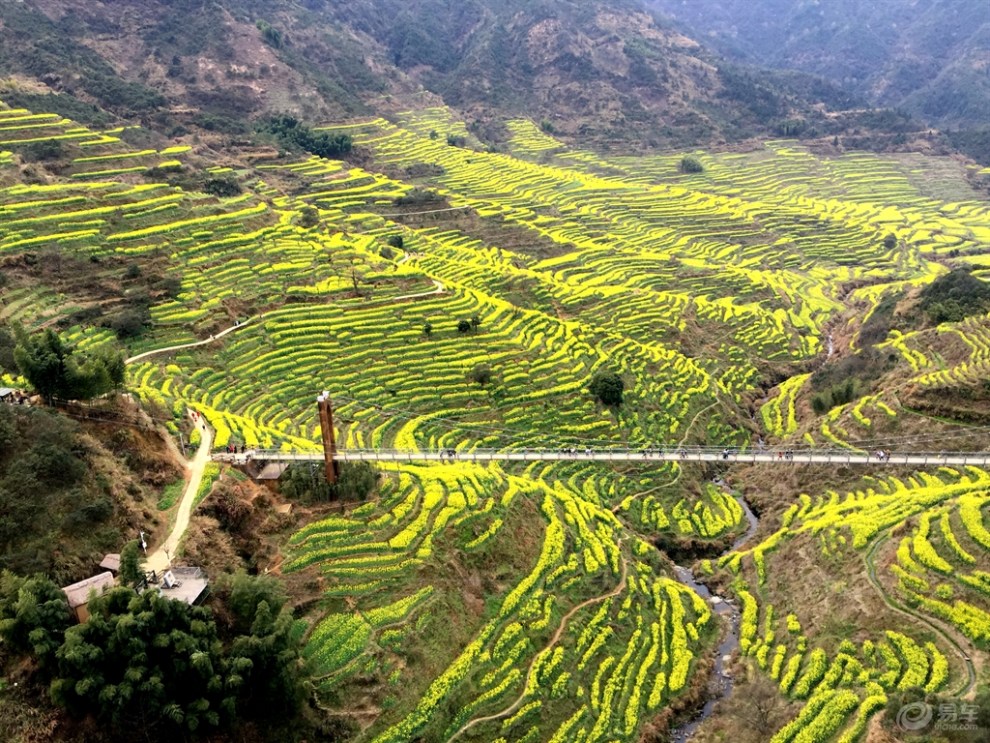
[317,391,339,485]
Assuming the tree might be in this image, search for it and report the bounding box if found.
[457,319,472,334]
[214,573,305,720]
[0,571,72,668]
[679,155,704,174]
[470,314,482,331]
[883,233,897,249]
[51,587,236,733]
[589,371,625,407]
[6,576,309,735]
[919,268,990,324]
[468,363,493,386]
[255,115,351,159]
[423,322,433,339]
[118,540,143,588]
[13,327,124,404]
[298,205,320,228]
[105,306,150,339]
[280,461,379,503]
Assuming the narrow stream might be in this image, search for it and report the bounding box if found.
[669,492,759,742]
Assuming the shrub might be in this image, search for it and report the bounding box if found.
[679,155,704,174]
[468,364,493,386]
[394,188,443,207]
[256,20,285,49]
[203,177,242,198]
[20,139,65,163]
[811,379,860,414]
[298,206,320,228]
[589,371,625,406]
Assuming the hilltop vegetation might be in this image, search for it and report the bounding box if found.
[0,571,312,743]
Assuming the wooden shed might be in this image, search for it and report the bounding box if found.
[61,572,115,623]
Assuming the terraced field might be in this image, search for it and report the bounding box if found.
[2,100,989,742]
[710,466,990,740]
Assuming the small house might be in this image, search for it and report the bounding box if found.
[99,553,121,574]
[61,572,115,623]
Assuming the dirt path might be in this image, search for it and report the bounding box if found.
[610,400,720,514]
[144,413,212,574]
[864,532,977,698]
[447,555,629,742]
[126,317,258,364]
[126,279,443,366]
[391,278,444,302]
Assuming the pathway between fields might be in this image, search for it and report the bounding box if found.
[447,553,630,742]
[125,280,444,366]
[144,413,212,574]
[865,532,977,698]
[125,317,259,364]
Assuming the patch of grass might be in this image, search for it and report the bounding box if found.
[193,463,221,508]
[157,478,185,510]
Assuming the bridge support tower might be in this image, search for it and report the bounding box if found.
[317,391,339,484]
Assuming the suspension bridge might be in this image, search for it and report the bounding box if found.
[204,393,990,480]
[213,446,990,468]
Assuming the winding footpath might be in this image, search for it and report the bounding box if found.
[144,413,212,574]
[864,532,977,698]
[126,269,445,572]
[448,553,630,742]
[125,317,258,364]
[125,279,444,366]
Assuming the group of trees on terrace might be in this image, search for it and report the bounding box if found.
[0,571,308,740]
[256,115,352,159]
[11,327,124,404]
[280,461,380,503]
[919,268,990,324]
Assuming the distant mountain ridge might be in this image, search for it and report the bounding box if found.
[645,0,990,128]
[0,0,940,150]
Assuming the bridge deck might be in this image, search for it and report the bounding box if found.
[213,448,990,468]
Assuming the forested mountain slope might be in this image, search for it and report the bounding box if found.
[646,0,990,128]
[0,0,921,149]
